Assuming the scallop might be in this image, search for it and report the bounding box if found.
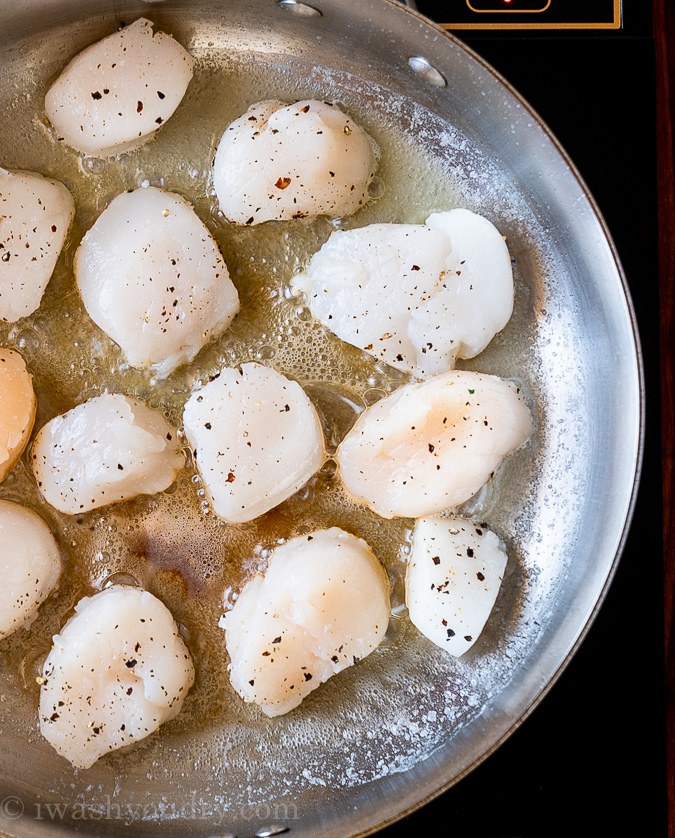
[0,348,36,482]
[0,500,61,641]
[0,167,74,323]
[39,585,195,769]
[221,528,390,717]
[291,208,514,378]
[183,363,325,523]
[31,393,183,515]
[336,370,533,519]
[213,99,377,225]
[74,187,239,378]
[405,516,507,657]
[45,18,194,156]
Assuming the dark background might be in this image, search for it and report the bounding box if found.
[379,1,667,835]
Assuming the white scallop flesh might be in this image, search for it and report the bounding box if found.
[0,500,61,641]
[406,516,507,657]
[75,187,239,378]
[0,167,74,323]
[183,363,325,523]
[39,586,195,769]
[336,370,533,519]
[292,208,513,378]
[0,348,36,482]
[221,528,390,717]
[31,393,183,515]
[45,18,194,156]
[213,99,377,225]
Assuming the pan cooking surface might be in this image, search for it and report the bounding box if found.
[0,2,641,836]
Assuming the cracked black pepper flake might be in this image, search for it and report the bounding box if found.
[432,556,440,565]
[477,571,485,581]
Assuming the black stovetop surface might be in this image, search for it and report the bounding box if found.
[380,2,664,835]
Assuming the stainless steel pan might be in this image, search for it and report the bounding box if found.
[0,1,642,836]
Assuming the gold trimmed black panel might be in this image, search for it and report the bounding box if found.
[413,0,621,29]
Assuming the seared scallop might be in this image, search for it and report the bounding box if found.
[406,516,507,657]
[0,348,36,482]
[336,370,533,519]
[183,363,325,523]
[45,18,194,156]
[75,187,239,378]
[213,99,377,225]
[0,500,61,641]
[39,585,194,769]
[221,528,390,716]
[31,393,183,514]
[291,209,514,378]
[0,167,74,323]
